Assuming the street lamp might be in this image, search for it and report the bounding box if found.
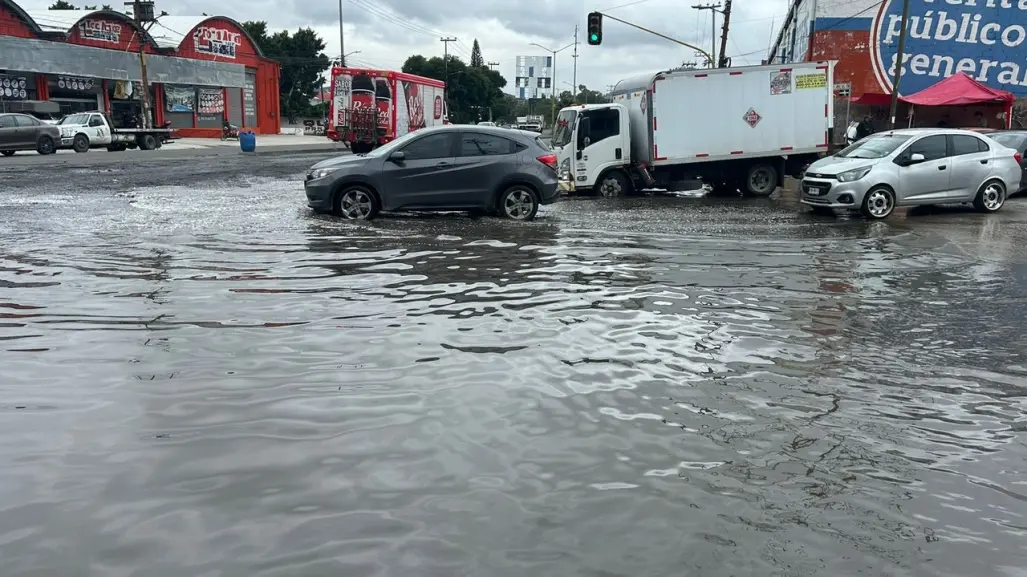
[337,50,360,66]
[530,41,575,133]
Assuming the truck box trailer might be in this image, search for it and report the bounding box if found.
[552,61,836,196]
[327,67,447,154]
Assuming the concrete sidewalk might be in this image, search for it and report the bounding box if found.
[163,134,346,155]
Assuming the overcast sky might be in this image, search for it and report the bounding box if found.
[19,0,791,92]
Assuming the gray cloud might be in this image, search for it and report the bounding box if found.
[13,0,789,92]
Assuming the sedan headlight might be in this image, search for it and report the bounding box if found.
[836,166,872,182]
[308,167,340,180]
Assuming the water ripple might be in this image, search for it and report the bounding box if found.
[2,182,1027,576]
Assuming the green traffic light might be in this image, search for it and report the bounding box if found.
[590,33,598,41]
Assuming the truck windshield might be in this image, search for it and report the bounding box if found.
[59,114,90,126]
[552,109,576,147]
[835,133,913,159]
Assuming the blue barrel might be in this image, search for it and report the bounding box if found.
[239,131,256,153]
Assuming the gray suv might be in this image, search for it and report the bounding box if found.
[305,125,560,221]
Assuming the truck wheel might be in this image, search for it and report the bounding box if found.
[598,171,632,197]
[1,150,14,157]
[72,134,90,153]
[139,134,157,151]
[744,164,777,197]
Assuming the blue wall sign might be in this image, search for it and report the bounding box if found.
[872,0,1027,97]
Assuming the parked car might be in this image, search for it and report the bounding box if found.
[987,130,1027,194]
[304,124,560,221]
[801,128,1021,219]
[0,113,60,156]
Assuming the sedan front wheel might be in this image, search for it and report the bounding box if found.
[334,185,380,220]
[860,186,895,219]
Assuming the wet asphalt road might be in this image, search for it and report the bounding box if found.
[3,154,1027,577]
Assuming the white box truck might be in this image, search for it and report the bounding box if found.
[552,61,836,197]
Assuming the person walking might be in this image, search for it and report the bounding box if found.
[855,114,875,140]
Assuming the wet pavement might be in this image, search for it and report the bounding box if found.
[3,154,1027,577]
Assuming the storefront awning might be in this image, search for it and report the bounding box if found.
[0,35,247,88]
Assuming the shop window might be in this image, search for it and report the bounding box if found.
[164,85,196,129]
[196,88,225,129]
[108,80,155,128]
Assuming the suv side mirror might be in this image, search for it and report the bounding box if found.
[388,151,405,163]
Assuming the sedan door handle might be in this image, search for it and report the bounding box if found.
[938,165,946,170]
[435,162,449,168]
[980,159,989,164]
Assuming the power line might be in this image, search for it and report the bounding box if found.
[346,0,471,58]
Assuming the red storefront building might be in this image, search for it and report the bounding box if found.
[0,1,280,137]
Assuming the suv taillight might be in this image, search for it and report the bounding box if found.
[537,153,558,170]
[1015,152,1023,165]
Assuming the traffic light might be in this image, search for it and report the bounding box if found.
[587,12,602,45]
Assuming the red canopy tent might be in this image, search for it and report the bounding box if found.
[904,72,1014,107]
[850,73,1015,128]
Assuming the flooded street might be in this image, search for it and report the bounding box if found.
[3,155,1027,577]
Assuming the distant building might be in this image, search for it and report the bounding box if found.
[769,0,1027,100]
[514,55,552,100]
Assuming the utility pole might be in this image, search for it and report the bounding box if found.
[487,62,500,70]
[128,0,154,129]
[338,0,345,66]
[691,3,721,69]
[888,0,911,129]
[717,0,732,68]
[440,36,457,92]
[572,24,579,100]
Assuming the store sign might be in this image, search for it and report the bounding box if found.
[0,75,28,100]
[79,19,122,43]
[872,0,1027,96]
[193,26,241,58]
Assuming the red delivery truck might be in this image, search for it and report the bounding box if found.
[326,67,447,154]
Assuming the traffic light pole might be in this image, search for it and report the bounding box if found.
[592,12,714,66]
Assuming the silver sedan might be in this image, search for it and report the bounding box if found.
[800,128,1022,219]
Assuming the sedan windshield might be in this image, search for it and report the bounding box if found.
[551,109,576,147]
[59,114,90,126]
[835,133,913,159]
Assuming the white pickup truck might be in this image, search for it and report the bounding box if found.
[56,112,173,153]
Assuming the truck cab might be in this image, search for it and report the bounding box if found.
[552,103,632,195]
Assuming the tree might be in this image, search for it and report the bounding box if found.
[83,4,114,8]
[402,54,507,124]
[49,0,76,8]
[241,21,331,123]
[470,39,484,69]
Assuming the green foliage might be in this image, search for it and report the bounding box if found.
[82,4,114,8]
[401,54,508,124]
[241,21,331,123]
[48,0,77,8]
[470,39,484,69]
